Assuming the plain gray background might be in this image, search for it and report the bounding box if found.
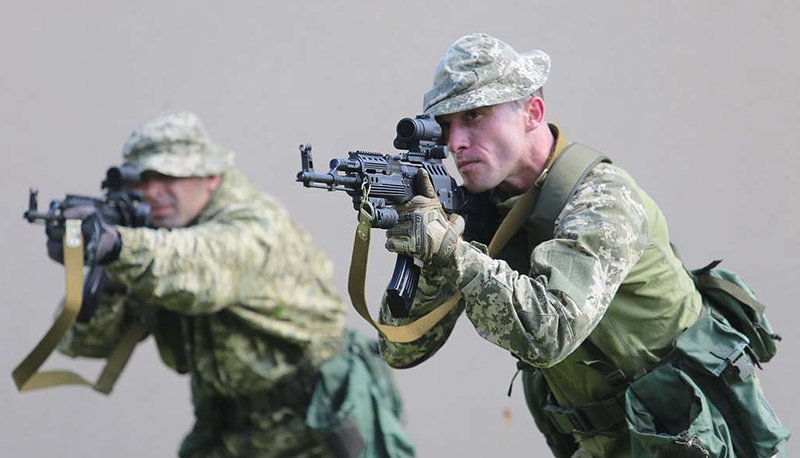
[1,1,798,457]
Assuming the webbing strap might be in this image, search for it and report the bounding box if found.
[12,219,147,394]
[544,391,627,437]
[696,274,766,316]
[348,208,462,343]
[530,143,610,246]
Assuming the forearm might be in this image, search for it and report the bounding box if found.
[378,270,464,368]
[445,164,649,367]
[106,220,269,315]
[445,239,605,367]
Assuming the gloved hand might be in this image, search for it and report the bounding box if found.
[46,206,122,265]
[385,169,465,268]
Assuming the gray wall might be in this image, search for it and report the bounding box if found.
[1,1,798,456]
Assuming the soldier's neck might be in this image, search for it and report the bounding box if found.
[497,124,555,196]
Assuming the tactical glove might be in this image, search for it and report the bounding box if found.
[46,206,122,265]
[385,170,465,268]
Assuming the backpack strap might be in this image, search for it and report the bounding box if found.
[529,143,611,246]
[692,261,766,316]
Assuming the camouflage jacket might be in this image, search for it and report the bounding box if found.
[378,126,699,373]
[59,168,347,397]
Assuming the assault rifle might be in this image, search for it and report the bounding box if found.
[24,164,150,321]
[296,114,475,318]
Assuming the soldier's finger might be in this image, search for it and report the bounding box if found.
[448,213,465,236]
[414,169,437,199]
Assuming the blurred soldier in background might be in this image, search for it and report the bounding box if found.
[47,111,415,458]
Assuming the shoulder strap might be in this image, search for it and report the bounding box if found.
[530,143,611,246]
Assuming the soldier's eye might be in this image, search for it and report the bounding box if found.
[465,110,482,121]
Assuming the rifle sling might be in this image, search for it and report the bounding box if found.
[12,219,147,394]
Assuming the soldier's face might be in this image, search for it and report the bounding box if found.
[137,172,221,227]
[438,102,530,193]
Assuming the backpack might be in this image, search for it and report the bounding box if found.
[624,262,789,457]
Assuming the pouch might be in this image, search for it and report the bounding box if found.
[625,314,790,458]
[691,266,781,364]
[306,330,415,458]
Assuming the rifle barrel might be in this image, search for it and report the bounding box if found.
[296,172,362,189]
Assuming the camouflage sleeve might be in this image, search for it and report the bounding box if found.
[378,268,465,368]
[58,290,130,358]
[444,163,649,367]
[104,207,270,315]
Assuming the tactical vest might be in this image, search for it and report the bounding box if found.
[466,142,703,457]
[473,142,789,458]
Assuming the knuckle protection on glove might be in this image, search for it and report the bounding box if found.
[385,236,411,254]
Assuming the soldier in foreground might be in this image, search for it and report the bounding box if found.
[46,112,415,458]
[379,33,788,457]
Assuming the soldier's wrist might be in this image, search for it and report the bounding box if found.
[433,239,487,291]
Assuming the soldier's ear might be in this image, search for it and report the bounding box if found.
[207,175,223,192]
[524,96,546,132]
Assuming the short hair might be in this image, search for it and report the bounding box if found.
[510,87,544,111]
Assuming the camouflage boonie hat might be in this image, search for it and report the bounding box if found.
[122,111,233,177]
[423,33,551,116]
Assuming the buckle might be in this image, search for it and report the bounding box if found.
[543,397,594,436]
[712,341,755,380]
[728,349,755,381]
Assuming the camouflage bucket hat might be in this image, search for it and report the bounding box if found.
[423,33,551,116]
[122,111,234,177]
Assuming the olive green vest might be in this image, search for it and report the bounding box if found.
[490,142,703,457]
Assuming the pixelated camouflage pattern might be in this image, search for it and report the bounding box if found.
[59,168,349,457]
[450,161,650,366]
[423,33,550,116]
[123,112,233,177]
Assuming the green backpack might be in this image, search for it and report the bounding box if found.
[624,264,789,458]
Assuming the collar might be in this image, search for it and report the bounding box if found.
[545,123,570,172]
[187,168,252,225]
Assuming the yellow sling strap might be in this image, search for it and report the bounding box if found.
[12,219,149,394]
[349,131,570,343]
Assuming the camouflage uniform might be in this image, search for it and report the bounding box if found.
[59,112,414,458]
[379,34,702,457]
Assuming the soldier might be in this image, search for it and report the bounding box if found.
[378,33,788,457]
[46,112,415,458]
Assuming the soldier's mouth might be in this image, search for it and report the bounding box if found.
[150,205,174,217]
[457,160,480,173]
